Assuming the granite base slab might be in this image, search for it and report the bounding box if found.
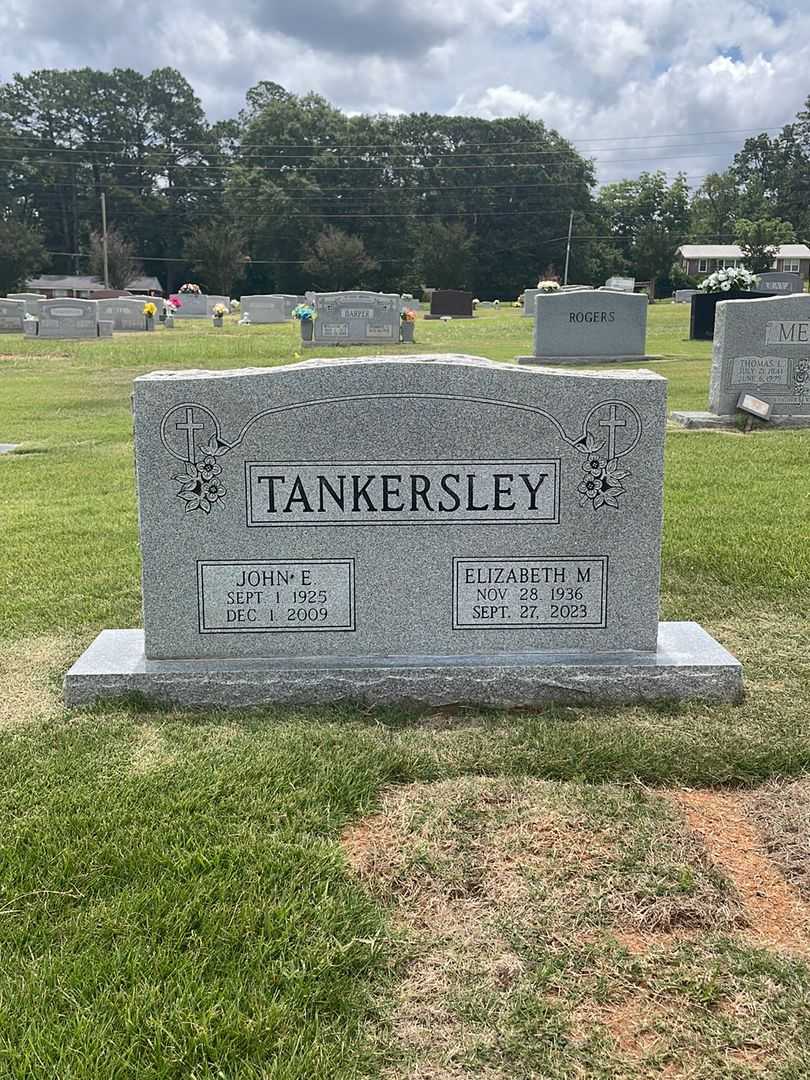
[517,355,660,366]
[670,411,810,430]
[64,623,742,710]
[423,314,475,320]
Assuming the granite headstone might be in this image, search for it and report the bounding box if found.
[97,297,155,332]
[754,272,804,295]
[0,297,26,333]
[517,290,651,364]
[304,291,401,346]
[239,295,291,324]
[426,290,474,319]
[673,294,810,427]
[8,292,45,316]
[605,276,635,292]
[24,298,113,339]
[64,354,742,708]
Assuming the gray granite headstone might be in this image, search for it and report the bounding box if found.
[0,298,26,333]
[8,292,45,316]
[754,272,804,295]
[64,354,742,707]
[674,289,698,304]
[173,294,210,319]
[605,276,635,292]
[518,290,650,364]
[239,295,290,324]
[707,294,810,418]
[522,289,540,317]
[97,297,154,332]
[24,297,111,339]
[306,291,401,346]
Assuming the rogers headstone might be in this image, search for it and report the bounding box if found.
[517,290,651,364]
[65,355,741,708]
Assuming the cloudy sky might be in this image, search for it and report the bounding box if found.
[1,0,808,184]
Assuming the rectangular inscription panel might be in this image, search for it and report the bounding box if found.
[197,559,355,633]
[245,460,560,527]
[729,356,789,386]
[453,557,607,629]
[765,320,810,345]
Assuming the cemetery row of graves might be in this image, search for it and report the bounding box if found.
[1,277,809,1075]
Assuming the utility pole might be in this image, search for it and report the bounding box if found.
[100,192,110,287]
[563,210,574,285]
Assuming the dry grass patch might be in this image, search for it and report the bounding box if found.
[344,777,759,1078]
[669,790,810,957]
[748,779,810,903]
[0,633,80,727]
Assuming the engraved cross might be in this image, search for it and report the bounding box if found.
[176,407,203,462]
[599,404,626,460]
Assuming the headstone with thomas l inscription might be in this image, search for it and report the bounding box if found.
[64,354,741,708]
[517,290,652,365]
[303,291,401,346]
[672,293,810,428]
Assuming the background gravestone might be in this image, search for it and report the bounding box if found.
[305,291,401,346]
[605,276,635,292]
[673,294,810,428]
[754,272,804,295]
[240,295,290,324]
[24,298,112,339]
[97,297,155,332]
[517,290,651,364]
[674,289,698,304]
[425,290,474,319]
[65,354,741,709]
[0,298,26,333]
[173,294,210,319]
[522,289,540,318]
[689,289,770,340]
[8,292,44,316]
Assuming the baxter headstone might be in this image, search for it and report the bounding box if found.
[673,294,810,428]
[425,290,474,319]
[64,354,741,708]
[24,298,113,339]
[517,290,651,365]
[97,297,155,332]
[0,297,26,333]
[304,291,401,346]
[239,295,290,324]
[754,272,804,295]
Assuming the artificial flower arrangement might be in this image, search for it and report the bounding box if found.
[401,308,417,322]
[230,299,240,312]
[168,295,182,309]
[179,283,202,294]
[698,267,757,293]
[472,298,480,308]
[493,299,500,308]
[292,303,317,321]
[212,303,228,318]
[538,279,560,292]
[143,302,157,319]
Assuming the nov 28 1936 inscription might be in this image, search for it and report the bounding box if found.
[132,356,666,660]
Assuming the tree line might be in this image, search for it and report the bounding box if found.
[0,67,808,298]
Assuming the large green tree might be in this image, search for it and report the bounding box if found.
[301,226,378,290]
[0,217,47,292]
[734,217,796,273]
[184,222,248,295]
[410,221,476,289]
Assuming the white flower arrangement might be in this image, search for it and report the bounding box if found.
[538,279,560,292]
[493,299,500,308]
[472,298,480,308]
[698,267,757,293]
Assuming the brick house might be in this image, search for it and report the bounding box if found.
[24,274,164,299]
[675,245,810,286]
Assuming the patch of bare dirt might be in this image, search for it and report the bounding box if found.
[669,790,810,957]
[0,634,79,726]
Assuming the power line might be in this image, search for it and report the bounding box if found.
[0,123,788,154]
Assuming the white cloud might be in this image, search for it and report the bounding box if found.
[0,0,807,186]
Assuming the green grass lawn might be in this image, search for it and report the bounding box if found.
[1,305,809,1078]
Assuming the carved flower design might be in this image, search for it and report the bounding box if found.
[578,476,601,501]
[199,454,222,481]
[201,479,226,504]
[582,455,607,476]
[171,435,229,514]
